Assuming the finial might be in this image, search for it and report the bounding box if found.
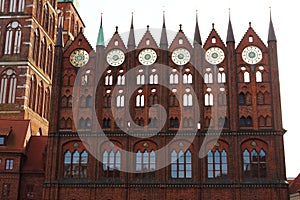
[212,23,215,29]
[179,24,182,31]
[147,25,149,31]
[229,8,231,19]
[100,12,103,27]
[249,22,252,27]
[115,26,118,34]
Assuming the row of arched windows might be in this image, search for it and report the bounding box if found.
[240,66,266,83]
[70,115,269,130]
[63,141,267,180]
[35,1,55,37]
[32,29,54,77]
[239,92,271,105]
[204,70,226,84]
[0,0,24,13]
[111,89,217,108]
[103,66,267,86]
[29,75,50,119]
[105,73,193,86]
[64,150,88,178]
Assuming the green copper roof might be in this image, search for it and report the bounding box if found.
[96,15,104,46]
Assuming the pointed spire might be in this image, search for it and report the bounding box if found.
[55,22,64,47]
[96,13,105,46]
[193,10,202,46]
[268,8,277,42]
[160,11,168,49]
[127,12,136,50]
[226,9,235,43]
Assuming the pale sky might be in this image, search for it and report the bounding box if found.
[77,0,300,178]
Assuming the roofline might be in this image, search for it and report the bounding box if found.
[57,1,86,28]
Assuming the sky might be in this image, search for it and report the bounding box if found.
[77,0,300,178]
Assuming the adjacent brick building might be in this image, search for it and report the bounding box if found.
[0,0,289,199]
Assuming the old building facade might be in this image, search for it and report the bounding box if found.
[0,0,289,199]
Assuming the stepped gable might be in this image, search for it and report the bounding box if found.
[236,22,267,52]
[169,24,193,52]
[137,26,159,50]
[106,26,127,52]
[203,23,226,50]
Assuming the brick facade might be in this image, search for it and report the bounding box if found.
[0,0,289,199]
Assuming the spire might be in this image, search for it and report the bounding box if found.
[127,13,136,50]
[160,11,168,49]
[268,8,277,42]
[226,9,235,43]
[55,22,64,47]
[193,10,202,46]
[96,13,104,46]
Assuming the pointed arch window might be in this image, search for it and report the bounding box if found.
[243,149,266,178]
[37,82,44,115]
[103,150,121,171]
[116,94,125,107]
[171,150,192,178]
[136,93,145,107]
[243,71,250,83]
[204,72,213,83]
[9,0,16,12]
[86,95,92,108]
[149,74,158,84]
[170,117,179,128]
[169,92,179,107]
[217,72,226,83]
[136,150,156,172]
[64,150,88,178]
[183,92,193,107]
[137,74,145,85]
[103,93,111,108]
[43,5,49,31]
[239,93,246,105]
[29,76,37,110]
[4,21,22,55]
[43,88,50,119]
[40,38,46,71]
[169,73,179,84]
[148,93,158,106]
[256,71,262,83]
[0,69,17,104]
[205,93,214,106]
[239,116,252,127]
[208,149,227,178]
[47,46,53,77]
[105,74,113,86]
[0,0,5,12]
[117,74,125,85]
[183,73,192,84]
[33,29,40,63]
[103,118,111,128]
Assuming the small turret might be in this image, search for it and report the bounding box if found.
[160,11,168,50]
[226,12,235,43]
[55,20,64,47]
[193,11,202,46]
[127,13,136,51]
[268,11,277,42]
